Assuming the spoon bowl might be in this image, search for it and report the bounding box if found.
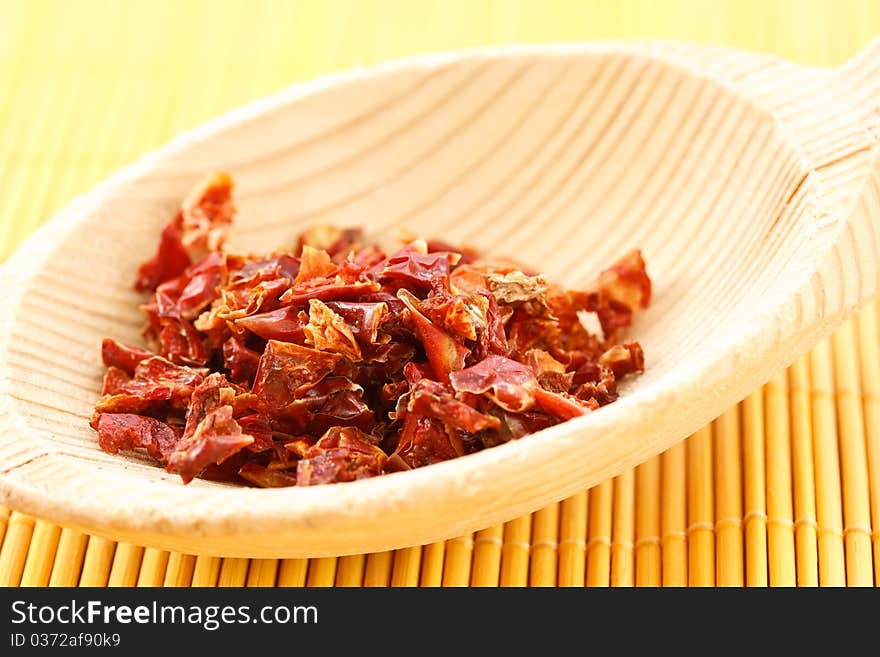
[0,40,878,557]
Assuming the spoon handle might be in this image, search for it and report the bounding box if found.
[824,37,880,312]
[837,36,880,109]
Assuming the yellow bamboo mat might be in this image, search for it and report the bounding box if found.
[1,0,879,587]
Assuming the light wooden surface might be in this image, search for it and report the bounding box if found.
[0,3,876,582]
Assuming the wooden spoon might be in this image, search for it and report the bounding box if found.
[0,40,877,557]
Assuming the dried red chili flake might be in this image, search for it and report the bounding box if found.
[449,355,538,413]
[101,339,153,376]
[101,366,131,396]
[134,217,191,293]
[94,356,204,415]
[426,239,479,266]
[322,301,389,346]
[279,280,380,307]
[219,267,294,321]
[370,242,460,293]
[179,172,236,259]
[282,375,375,434]
[235,306,308,344]
[276,244,381,307]
[599,342,645,378]
[405,378,500,435]
[238,462,298,488]
[474,291,509,359]
[180,372,241,438]
[303,299,363,361]
[251,340,344,411]
[397,289,470,384]
[236,413,274,453]
[393,413,458,468]
[167,405,254,483]
[498,410,558,441]
[523,348,572,393]
[222,337,262,384]
[174,251,227,320]
[532,387,595,420]
[572,363,618,406]
[296,427,387,485]
[95,413,181,464]
[230,253,301,285]
[157,317,209,366]
[297,226,365,261]
[93,172,651,486]
[134,173,234,293]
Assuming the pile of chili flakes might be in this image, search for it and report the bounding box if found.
[91,173,651,487]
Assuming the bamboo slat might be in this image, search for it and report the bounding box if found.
[743,392,768,586]
[530,504,560,586]
[19,521,60,586]
[789,356,820,587]
[218,558,249,587]
[79,538,116,587]
[661,443,688,586]
[0,513,34,586]
[107,544,144,587]
[190,556,221,587]
[441,535,474,587]
[713,408,743,586]
[247,559,279,587]
[559,492,588,587]
[49,529,88,587]
[277,559,308,587]
[419,543,445,587]
[586,480,613,587]
[810,340,848,586]
[765,373,797,586]
[391,547,422,587]
[163,553,196,587]
[363,552,393,587]
[472,525,504,587]
[335,555,366,586]
[0,507,10,550]
[687,427,715,586]
[634,460,660,587]
[306,557,338,588]
[610,471,635,587]
[501,515,532,587]
[137,549,170,587]
[855,302,880,584]
[831,321,874,586]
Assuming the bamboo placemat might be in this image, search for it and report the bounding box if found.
[0,0,878,587]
